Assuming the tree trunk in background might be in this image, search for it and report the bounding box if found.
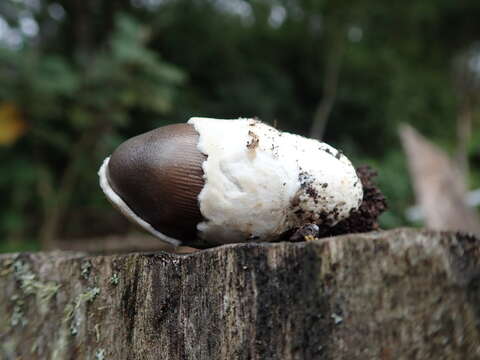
[456,103,472,179]
[400,124,480,235]
[1,229,480,359]
[309,30,345,141]
[38,126,104,250]
[453,47,478,181]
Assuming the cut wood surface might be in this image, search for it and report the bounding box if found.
[1,228,480,359]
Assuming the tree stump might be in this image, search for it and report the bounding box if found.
[1,228,479,359]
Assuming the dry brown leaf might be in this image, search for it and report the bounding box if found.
[0,102,27,146]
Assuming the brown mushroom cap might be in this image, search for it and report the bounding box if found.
[107,124,206,241]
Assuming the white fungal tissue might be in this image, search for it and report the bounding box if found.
[188,117,363,245]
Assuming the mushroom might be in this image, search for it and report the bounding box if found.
[98,117,363,247]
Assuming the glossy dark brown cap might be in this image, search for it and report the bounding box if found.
[107,124,207,242]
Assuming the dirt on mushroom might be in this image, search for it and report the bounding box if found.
[282,165,388,242]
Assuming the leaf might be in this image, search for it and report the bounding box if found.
[0,103,27,146]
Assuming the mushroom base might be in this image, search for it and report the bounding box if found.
[279,165,388,242]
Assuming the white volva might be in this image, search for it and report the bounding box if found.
[188,117,363,245]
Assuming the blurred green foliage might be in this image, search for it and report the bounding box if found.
[0,0,479,250]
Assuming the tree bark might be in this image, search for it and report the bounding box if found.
[1,228,480,359]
